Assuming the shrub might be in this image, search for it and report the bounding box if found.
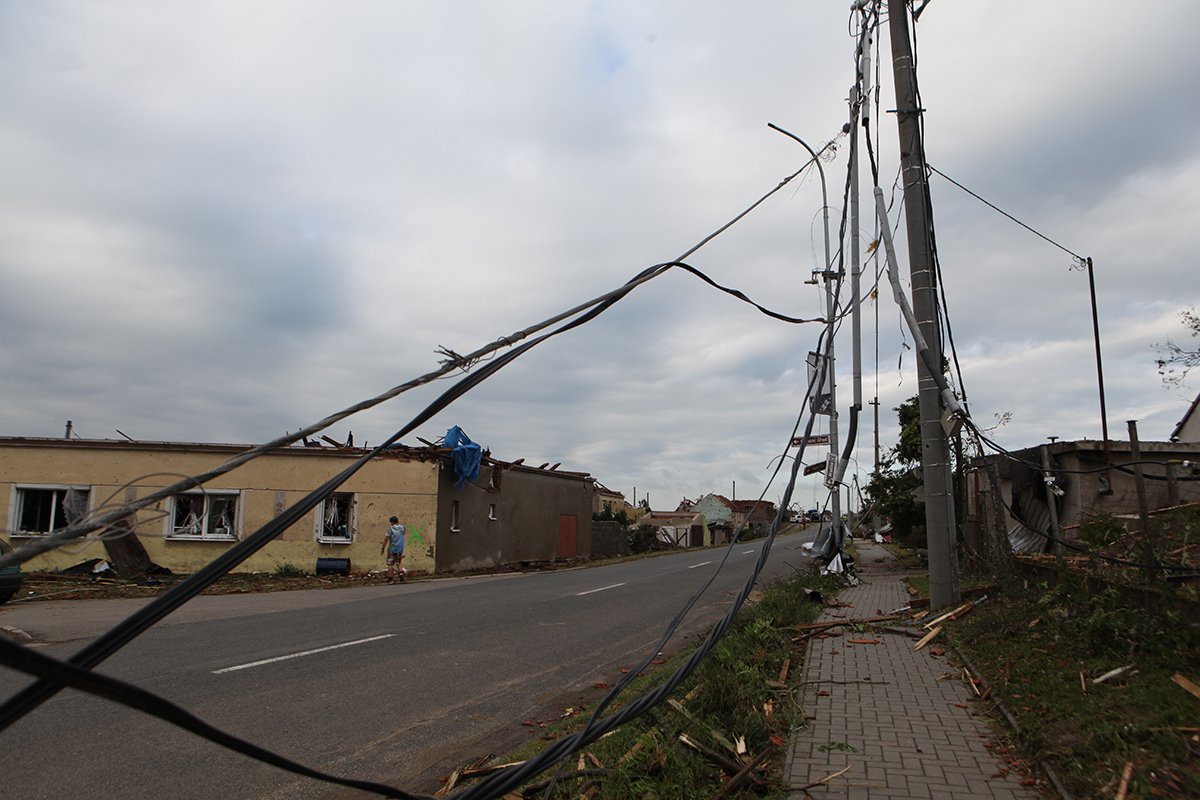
[272,561,307,577]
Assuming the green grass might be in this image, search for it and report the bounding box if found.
[948,577,1200,798]
[448,571,843,799]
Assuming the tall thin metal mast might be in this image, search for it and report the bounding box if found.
[887,0,959,608]
[839,13,872,518]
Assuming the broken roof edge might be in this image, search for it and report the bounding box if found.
[0,435,599,483]
[1170,390,1200,442]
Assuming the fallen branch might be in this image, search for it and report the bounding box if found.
[797,764,852,791]
[1149,726,1200,733]
[792,614,902,633]
[667,699,738,756]
[459,760,527,780]
[677,734,767,788]
[519,769,610,796]
[617,728,658,766]
[708,746,775,800]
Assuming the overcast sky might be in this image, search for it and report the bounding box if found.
[2,1,1197,513]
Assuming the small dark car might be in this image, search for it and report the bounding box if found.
[0,537,23,604]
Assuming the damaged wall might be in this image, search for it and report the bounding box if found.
[967,439,1200,553]
[434,462,593,572]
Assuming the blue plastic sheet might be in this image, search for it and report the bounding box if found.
[444,425,482,488]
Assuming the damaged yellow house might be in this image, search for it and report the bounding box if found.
[0,435,597,576]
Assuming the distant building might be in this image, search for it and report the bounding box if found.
[690,493,778,542]
[634,510,709,548]
[592,481,632,518]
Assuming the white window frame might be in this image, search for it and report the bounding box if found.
[315,493,355,544]
[450,500,461,532]
[165,490,240,541]
[488,503,497,521]
[9,484,92,537]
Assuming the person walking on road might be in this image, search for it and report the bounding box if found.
[381,516,407,583]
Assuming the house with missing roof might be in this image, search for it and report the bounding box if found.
[633,510,709,548]
[0,433,595,576]
[686,493,778,543]
[964,437,1200,554]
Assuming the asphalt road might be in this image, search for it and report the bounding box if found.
[0,526,819,799]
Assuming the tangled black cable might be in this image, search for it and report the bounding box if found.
[0,259,829,799]
[462,330,837,800]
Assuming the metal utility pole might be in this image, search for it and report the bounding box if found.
[888,0,959,608]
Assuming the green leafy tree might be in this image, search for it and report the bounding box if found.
[1156,306,1200,387]
[864,396,925,545]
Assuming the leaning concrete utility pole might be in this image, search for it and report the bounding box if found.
[887,0,959,608]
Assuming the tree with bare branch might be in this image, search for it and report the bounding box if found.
[1156,307,1200,387]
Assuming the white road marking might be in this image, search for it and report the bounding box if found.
[213,634,396,674]
[688,561,713,569]
[575,582,626,596]
[742,549,756,554]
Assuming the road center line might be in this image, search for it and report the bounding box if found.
[213,634,396,674]
[688,561,713,569]
[575,582,626,596]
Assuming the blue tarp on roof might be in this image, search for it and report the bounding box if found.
[445,425,482,488]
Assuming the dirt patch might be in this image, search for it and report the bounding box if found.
[10,569,421,603]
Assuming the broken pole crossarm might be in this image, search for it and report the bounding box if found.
[872,187,963,420]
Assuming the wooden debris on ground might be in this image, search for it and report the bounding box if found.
[459,759,526,780]
[677,734,768,788]
[1171,672,1200,701]
[1092,665,1136,685]
[1114,760,1134,800]
[922,596,987,630]
[435,753,495,797]
[666,698,739,756]
[796,764,852,792]
[765,657,793,689]
[617,727,659,765]
[707,746,775,800]
[914,626,943,651]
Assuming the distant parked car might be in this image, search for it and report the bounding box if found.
[0,537,23,605]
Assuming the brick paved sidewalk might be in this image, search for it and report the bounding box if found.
[785,539,1041,799]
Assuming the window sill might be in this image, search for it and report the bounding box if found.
[316,538,353,545]
[166,534,237,542]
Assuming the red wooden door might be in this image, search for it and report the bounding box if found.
[557,514,577,559]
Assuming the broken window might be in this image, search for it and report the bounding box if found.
[14,486,90,535]
[169,491,238,539]
[318,493,354,543]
